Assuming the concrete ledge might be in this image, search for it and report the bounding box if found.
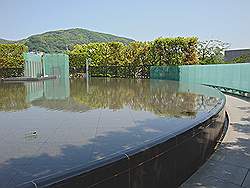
[1,75,57,82]
[181,95,250,188]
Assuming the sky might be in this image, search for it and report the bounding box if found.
[0,0,249,49]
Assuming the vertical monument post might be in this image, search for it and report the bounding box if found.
[86,58,91,93]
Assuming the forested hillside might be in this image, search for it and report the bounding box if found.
[0,28,134,53]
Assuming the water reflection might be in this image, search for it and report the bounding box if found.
[71,78,198,117]
[0,78,224,187]
[0,83,30,111]
[0,78,221,117]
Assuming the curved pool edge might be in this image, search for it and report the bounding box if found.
[19,92,228,188]
[181,94,250,187]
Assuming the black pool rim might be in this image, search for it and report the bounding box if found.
[19,89,228,188]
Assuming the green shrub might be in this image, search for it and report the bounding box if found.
[232,55,250,63]
[0,44,28,68]
[150,37,198,65]
[68,37,199,70]
[125,41,152,66]
[68,42,127,68]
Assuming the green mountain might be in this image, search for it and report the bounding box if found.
[0,38,15,44]
[0,28,135,53]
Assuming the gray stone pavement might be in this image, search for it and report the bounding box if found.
[181,95,250,188]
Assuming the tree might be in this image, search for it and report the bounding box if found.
[198,40,230,64]
[125,42,151,66]
[233,54,250,63]
[150,37,199,65]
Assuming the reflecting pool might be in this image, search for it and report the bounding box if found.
[0,78,224,187]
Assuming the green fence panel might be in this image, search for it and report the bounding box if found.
[24,53,70,101]
[43,54,69,78]
[43,54,70,99]
[150,63,250,93]
[23,53,43,78]
[24,53,69,79]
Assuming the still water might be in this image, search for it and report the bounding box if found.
[0,78,223,187]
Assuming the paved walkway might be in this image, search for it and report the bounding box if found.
[181,95,250,188]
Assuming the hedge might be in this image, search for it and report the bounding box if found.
[150,37,198,65]
[0,44,28,68]
[68,37,199,69]
[0,38,199,78]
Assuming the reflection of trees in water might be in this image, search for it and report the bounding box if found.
[71,78,151,110]
[0,78,220,116]
[0,83,30,111]
[31,98,90,112]
[70,78,203,117]
[194,95,220,112]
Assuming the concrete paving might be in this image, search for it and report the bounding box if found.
[181,95,250,188]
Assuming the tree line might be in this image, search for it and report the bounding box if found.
[0,37,247,72]
[68,37,199,69]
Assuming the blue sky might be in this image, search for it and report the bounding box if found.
[0,0,249,49]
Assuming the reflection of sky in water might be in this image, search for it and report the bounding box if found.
[0,78,223,187]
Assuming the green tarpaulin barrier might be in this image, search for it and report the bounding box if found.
[150,63,250,93]
[43,54,69,78]
[23,53,69,79]
[23,53,43,78]
[23,53,70,102]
